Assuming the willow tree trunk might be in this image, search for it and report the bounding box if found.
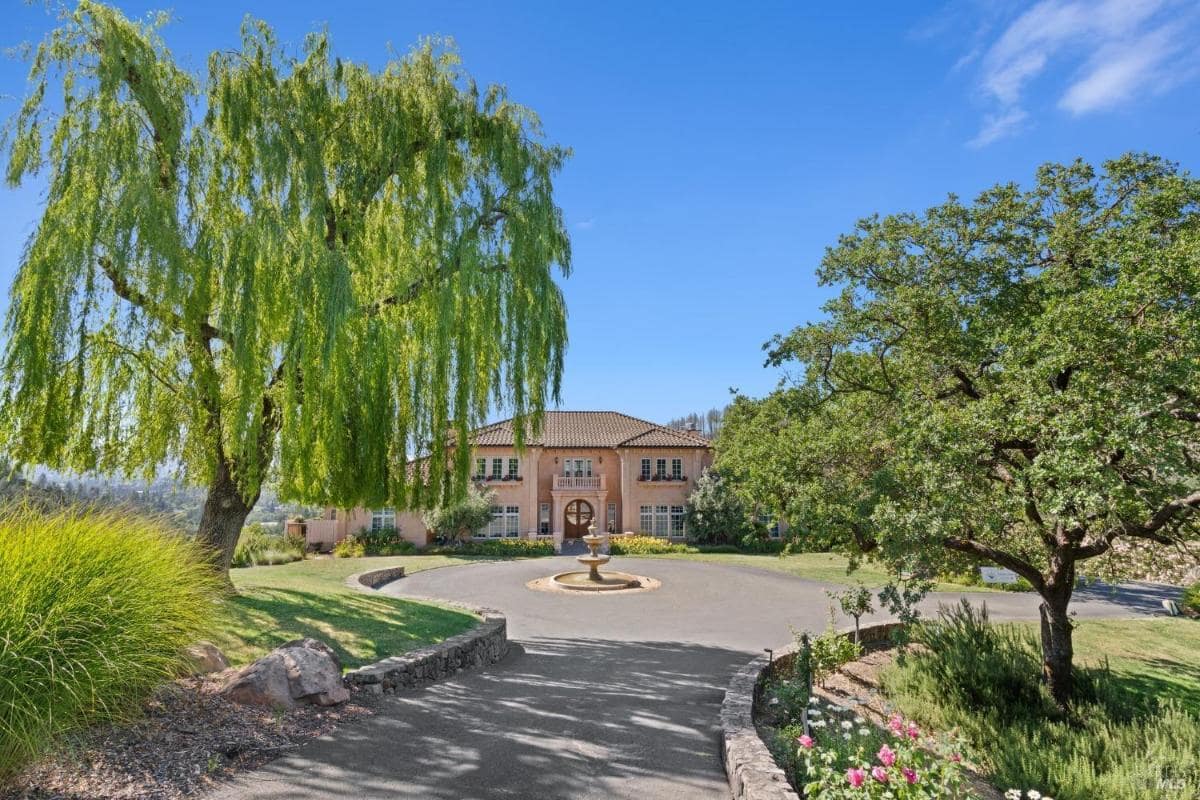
[196,459,257,577]
[1038,588,1075,709]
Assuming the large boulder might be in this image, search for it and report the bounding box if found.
[182,641,230,675]
[222,638,349,709]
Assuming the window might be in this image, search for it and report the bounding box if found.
[486,505,520,538]
[476,458,486,478]
[371,508,396,532]
[670,505,685,535]
[507,458,519,478]
[640,458,651,480]
[639,505,653,533]
[329,508,337,520]
[539,503,550,535]
[654,505,669,536]
[607,503,617,533]
[655,458,667,479]
[671,458,683,480]
[757,512,781,539]
[491,458,503,479]
[563,458,592,477]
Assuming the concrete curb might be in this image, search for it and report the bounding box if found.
[342,565,509,694]
[720,622,903,800]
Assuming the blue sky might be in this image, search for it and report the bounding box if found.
[2,0,1198,426]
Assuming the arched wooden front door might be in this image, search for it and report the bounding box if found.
[564,499,594,538]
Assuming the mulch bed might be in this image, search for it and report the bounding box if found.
[3,671,379,800]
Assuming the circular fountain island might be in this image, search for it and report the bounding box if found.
[550,525,643,592]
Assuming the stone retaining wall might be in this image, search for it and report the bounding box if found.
[343,565,509,693]
[720,622,903,800]
[348,565,407,590]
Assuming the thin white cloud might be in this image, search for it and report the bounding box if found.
[948,0,1198,145]
[968,108,1028,149]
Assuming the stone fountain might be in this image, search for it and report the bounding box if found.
[550,524,640,591]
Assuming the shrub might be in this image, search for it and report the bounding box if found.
[352,526,415,556]
[422,486,495,542]
[609,535,695,555]
[1183,581,1200,615]
[428,538,554,557]
[682,468,752,545]
[231,523,305,567]
[882,604,1200,799]
[806,622,862,686]
[332,536,366,558]
[0,506,219,778]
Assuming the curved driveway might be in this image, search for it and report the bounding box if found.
[209,556,1173,800]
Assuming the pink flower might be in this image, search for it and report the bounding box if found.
[903,767,918,784]
[871,766,889,784]
[906,723,920,740]
[797,734,814,749]
[950,753,962,763]
[877,744,896,767]
[846,767,866,788]
[888,714,904,733]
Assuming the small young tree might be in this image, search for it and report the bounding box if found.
[683,468,751,545]
[1,4,570,576]
[422,486,495,543]
[827,582,874,645]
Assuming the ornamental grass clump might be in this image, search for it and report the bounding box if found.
[0,505,220,778]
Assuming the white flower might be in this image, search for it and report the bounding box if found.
[858,728,870,736]
[841,721,853,730]
[843,732,852,740]
[1027,792,1042,800]
[1005,791,1022,800]
[808,696,819,706]
[812,720,827,728]
[810,710,821,718]
[854,716,865,724]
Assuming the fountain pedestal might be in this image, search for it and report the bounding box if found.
[548,524,640,591]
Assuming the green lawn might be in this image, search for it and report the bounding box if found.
[213,555,483,668]
[648,551,1000,593]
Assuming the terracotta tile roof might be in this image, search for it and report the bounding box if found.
[470,411,710,449]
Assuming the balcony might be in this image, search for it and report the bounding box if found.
[553,474,606,491]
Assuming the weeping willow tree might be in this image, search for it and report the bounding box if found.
[1,2,570,574]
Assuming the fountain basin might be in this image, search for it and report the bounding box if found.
[550,570,641,591]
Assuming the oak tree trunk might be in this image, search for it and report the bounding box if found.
[196,458,257,578]
[1038,590,1075,709]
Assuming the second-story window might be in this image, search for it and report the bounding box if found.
[507,458,519,478]
[476,458,486,478]
[491,458,503,479]
[640,458,651,480]
[655,458,667,479]
[671,458,683,480]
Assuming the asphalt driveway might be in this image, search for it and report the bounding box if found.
[207,557,1175,800]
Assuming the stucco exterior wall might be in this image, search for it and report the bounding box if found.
[306,440,715,548]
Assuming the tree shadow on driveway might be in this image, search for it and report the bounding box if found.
[206,637,748,800]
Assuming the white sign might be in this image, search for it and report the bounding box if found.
[980,567,1019,585]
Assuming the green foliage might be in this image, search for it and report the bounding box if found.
[1183,581,1200,614]
[427,538,554,557]
[827,582,874,643]
[884,613,1200,799]
[422,486,495,543]
[0,505,220,778]
[609,535,695,555]
[720,154,1200,703]
[682,468,752,545]
[332,537,366,558]
[805,617,863,687]
[351,527,415,556]
[0,2,571,569]
[231,523,306,567]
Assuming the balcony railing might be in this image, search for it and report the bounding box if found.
[553,474,605,491]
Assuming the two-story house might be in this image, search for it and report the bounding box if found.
[302,411,714,550]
